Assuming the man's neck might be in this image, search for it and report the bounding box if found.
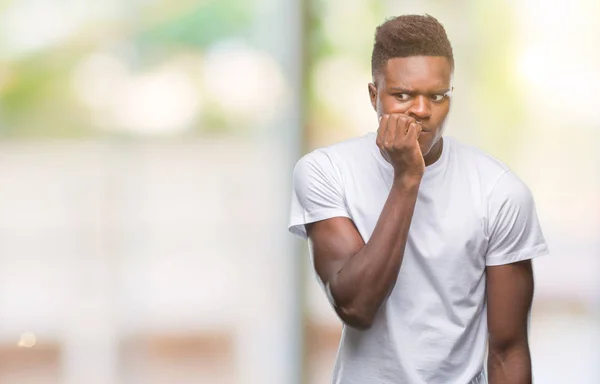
[424,137,444,167]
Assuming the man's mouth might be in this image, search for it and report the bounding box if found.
[415,123,430,132]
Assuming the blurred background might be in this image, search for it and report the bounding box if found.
[0,0,598,383]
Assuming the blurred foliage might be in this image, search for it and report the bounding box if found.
[0,48,91,138]
[137,0,253,51]
[0,0,254,139]
[304,0,383,147]
[0,0,530,145]
[470,1,523,157]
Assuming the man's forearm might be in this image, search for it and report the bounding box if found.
[330,175,421,328]
[488,343,532,384]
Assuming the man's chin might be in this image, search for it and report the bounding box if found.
[418,139,433,156]
[420,136,443,163]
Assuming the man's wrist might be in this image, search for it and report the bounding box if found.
[392,174,422,191]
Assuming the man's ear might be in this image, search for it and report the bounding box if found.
[368,83,377,112]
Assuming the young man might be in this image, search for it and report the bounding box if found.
[288,14,548,384]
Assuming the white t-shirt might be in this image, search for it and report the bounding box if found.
[288,133,548,384]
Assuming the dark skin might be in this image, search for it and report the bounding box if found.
[306,56,534,383]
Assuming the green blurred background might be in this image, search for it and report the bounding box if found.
[0,0,598,383]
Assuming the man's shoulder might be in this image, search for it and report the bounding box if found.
[445,136,536,205]
[319,132,375,155]
[291,133,376,205]
[297,132,375,168]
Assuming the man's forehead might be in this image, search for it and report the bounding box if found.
[380,56,452,88]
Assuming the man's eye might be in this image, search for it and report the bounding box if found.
[394,93,411,101]
[430,94,446,102]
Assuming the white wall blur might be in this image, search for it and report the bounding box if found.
[0,139,295,384]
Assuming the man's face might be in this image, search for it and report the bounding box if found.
[368,56,452,157]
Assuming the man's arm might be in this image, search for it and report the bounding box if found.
[305,114,424,330]
[487,260,534,384]
[307,176,420,330]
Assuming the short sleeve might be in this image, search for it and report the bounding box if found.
[288,150,350,239]
[485,170,549,266]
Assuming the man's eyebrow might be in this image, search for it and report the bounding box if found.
[388,87,451,94]
[388,87,413,93]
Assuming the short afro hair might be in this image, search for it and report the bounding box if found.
[371,14,454,78]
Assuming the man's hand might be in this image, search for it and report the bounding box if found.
[376,114,425,180]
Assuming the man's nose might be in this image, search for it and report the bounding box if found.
[407,95,431,120]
